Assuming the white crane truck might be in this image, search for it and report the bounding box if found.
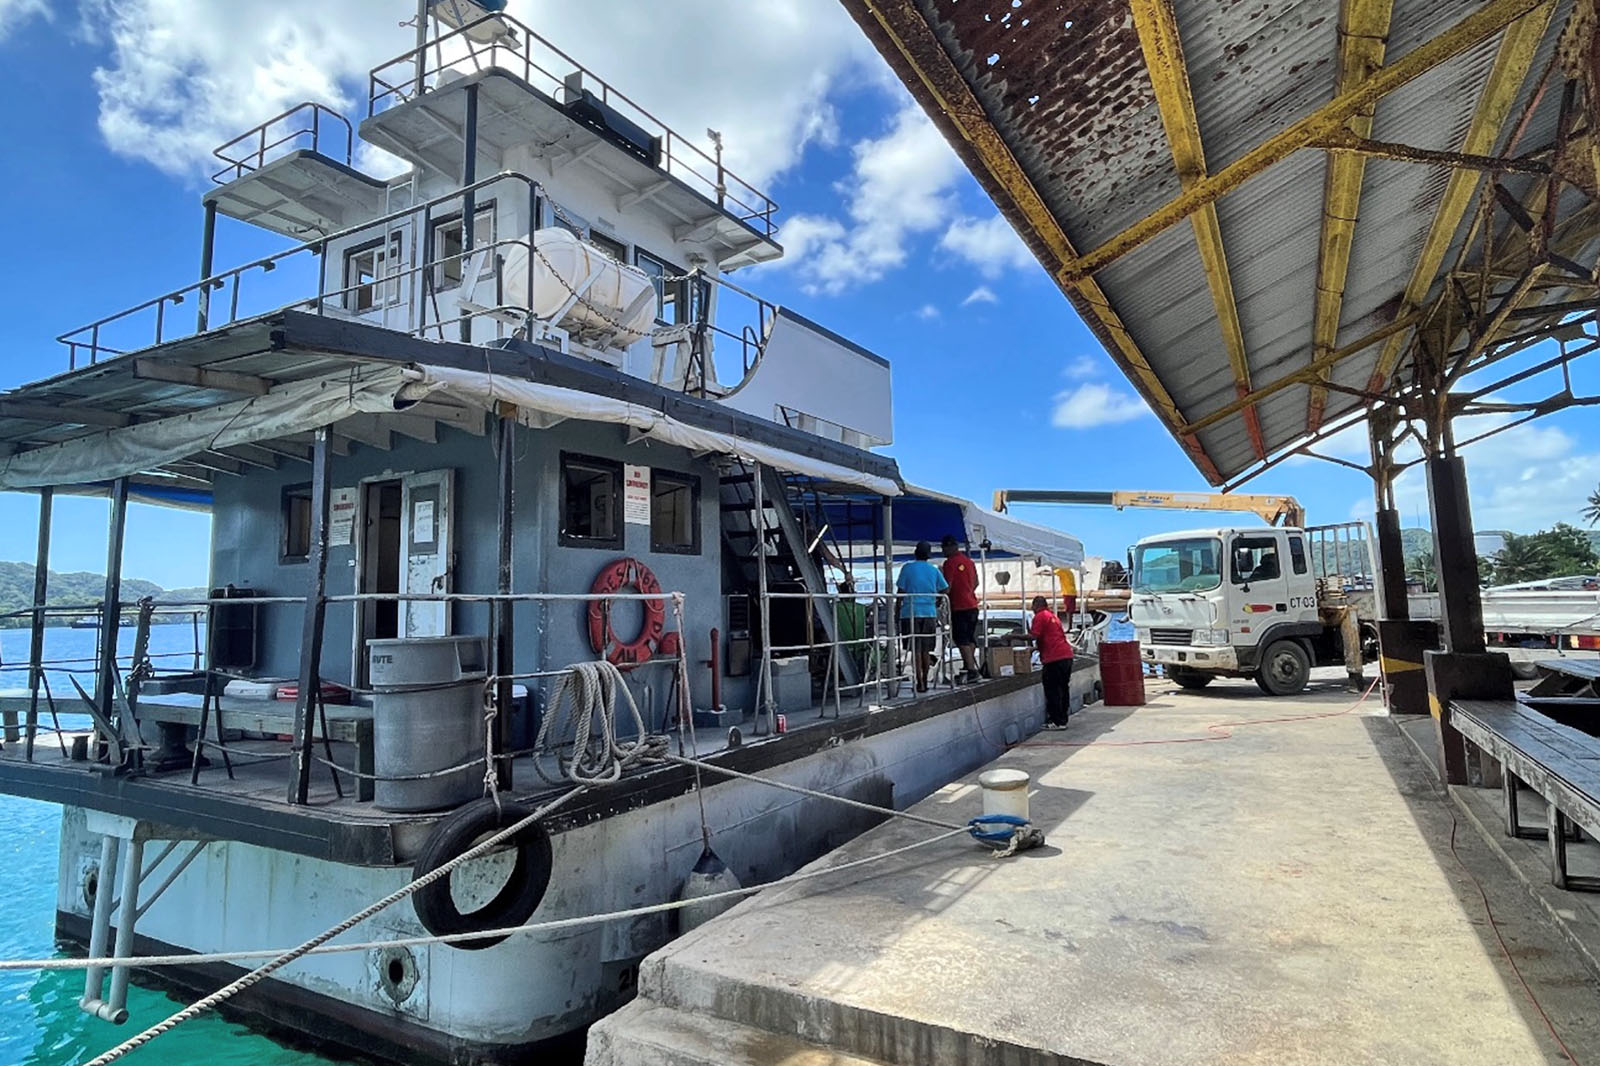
[1125,522,1377,695]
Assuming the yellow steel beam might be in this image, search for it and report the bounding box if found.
[1364,0,1556,394]
[1130,0,1265,460]
[844,0,1222,481]
[1307,0,1394,432]
[1065,0,1550,281]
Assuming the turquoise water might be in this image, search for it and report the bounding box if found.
[0,625,344,1066]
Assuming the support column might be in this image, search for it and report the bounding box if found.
[23,487,52,759]
[288,428,332,804]
[1369,410,1436,714]
[459,82,479,345]
[196,199,218,332]
[493,410,515,790]
[882,496,897,694]
[754,463,774,734]
[1422,454,1511,784]
[96,479,129,769]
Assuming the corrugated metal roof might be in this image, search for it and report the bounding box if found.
[840,0,1579,483]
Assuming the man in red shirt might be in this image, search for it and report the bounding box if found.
[1029,595,1075,728]
[941,536,981,684]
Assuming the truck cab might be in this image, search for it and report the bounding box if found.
[1128,526,1357,695]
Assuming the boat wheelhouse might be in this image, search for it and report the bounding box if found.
[0,5,1088,1062]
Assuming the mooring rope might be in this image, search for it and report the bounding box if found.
[14,824,970,975]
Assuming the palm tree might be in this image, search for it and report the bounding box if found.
[1406,548,1437,593]
[1585,484,1600,528]
[1491,533,1551,585]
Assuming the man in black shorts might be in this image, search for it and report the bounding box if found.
[941,535,981,683]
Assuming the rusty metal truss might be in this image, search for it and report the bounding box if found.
[840,0,1600,486]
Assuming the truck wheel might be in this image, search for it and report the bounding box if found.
[1168,667,1211,690]
[1255,640,1310,696]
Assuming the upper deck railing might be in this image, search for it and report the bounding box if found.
[211,102,354,184]
[367,13,778,239]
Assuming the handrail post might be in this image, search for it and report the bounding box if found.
[492,411,515,791]
[754,463,774,735]
[883,496,897,696]
[95,478,129,768]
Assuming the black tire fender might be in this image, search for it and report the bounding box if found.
[412,798,553,951]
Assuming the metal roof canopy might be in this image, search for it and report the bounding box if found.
[841,0,1600,486]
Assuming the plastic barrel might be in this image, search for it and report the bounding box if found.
[1099,640,1146,707]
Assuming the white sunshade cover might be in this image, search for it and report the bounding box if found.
[0,363,902,498]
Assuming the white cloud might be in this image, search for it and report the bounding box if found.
[773,102,965,294]
[916,303,940,320]
[939,213,1034,277]
[0,0,46,39]
[1062,354,1099,378]
[1339,411,1600,533]
[1051,382,1151,430]
[961,285,997,307]
[77,0,871,186]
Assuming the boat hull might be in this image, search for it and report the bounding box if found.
[52,681,1057,1063]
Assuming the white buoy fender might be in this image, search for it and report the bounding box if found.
[678,845,742,933]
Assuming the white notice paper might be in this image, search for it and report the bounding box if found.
[413,499,436,543]
[329,487,357,547]
[624,464,651,525]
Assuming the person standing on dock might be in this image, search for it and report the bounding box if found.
[941,535,981,684]
[1030,595,1074,729]
[897,541,948,694]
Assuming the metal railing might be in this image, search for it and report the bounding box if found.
[211,102,354,184]
[56,171,545,369]
[367,12,778,237]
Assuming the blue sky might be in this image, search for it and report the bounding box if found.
[0,1,1597,590]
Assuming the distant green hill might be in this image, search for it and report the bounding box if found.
[0,562,205,629]
[1399,527,1600,558]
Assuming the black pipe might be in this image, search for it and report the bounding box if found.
[493,413,515,790]
[97,479,129,768]
[460,82,479,345]
[197,199,218,332]
[288,428,332,804]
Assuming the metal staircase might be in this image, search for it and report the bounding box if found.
[719,465,860,694]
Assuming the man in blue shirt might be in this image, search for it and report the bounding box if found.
[896,540,949,693]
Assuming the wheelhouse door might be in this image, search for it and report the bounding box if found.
[401,469,454,637]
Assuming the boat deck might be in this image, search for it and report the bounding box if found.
[590,669,1600,1066]
[0,671,1048,866]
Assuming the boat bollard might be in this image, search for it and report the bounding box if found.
[978,768,1031,822]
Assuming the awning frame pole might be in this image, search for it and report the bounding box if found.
[288,427,332,805]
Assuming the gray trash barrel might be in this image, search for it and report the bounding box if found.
[369,635,488,812]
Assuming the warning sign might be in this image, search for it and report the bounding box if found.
[329,487,357,546]
[624,464,651,525]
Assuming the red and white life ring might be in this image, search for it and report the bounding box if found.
[587,557,666,667]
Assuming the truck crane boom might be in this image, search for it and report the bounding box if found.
[991,489,1306,528]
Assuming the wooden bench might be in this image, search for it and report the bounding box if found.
[1452,699,1600,891]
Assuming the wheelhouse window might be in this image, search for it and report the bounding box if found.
[1132,537,1221,594]
[589,231,627,262]
[431,203,496,289]
[561,454,623,549]
[635,248,685,324]
[282,484,313,563]
[651,471,700,554]
[343,233,402,312]
[1231,537,1282,584]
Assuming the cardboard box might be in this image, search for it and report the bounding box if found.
[1012,647,1035,675]
[986,645,1034,678]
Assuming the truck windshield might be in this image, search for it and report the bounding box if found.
[1133,538,1223,594]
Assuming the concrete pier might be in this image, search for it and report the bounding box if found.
[588,672,1600,1065]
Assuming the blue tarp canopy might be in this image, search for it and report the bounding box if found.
[814,483,1083,567]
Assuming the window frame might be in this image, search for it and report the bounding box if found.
[1288,535,1308,576]
[281,482,313,564]
[430,201,498,291]
[1230,536,1283,585]
[559,452,625,550]
[342,232,404,313]
[634,246,686,325]
[588,230,628,262]
[649,469,701,555]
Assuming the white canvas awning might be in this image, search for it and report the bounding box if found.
[905,483,1084,568]
[0,362,902,497]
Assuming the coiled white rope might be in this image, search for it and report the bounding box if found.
[533,659,667,786]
